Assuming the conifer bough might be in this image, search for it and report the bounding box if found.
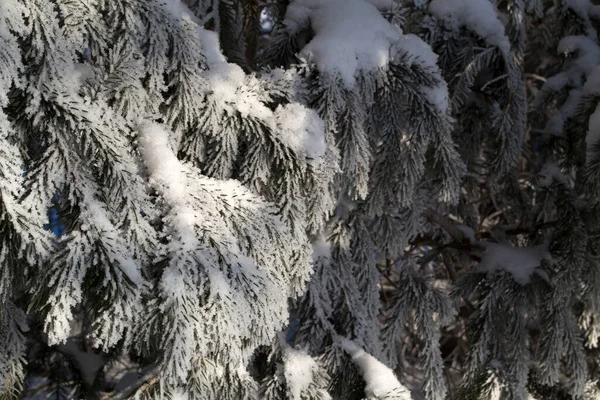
[0,0,599,399]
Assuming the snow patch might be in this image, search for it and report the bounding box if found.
[429,0,511,56]
[158,267,188,297]
[274,103,326,158]
[283,348,322,400]
[545,73,570,92]
[567,0,592,17]
[545,89,581,136]
[366,0,397,11]
[565,0,596,37]
[163,0,272,120]
[284,0,402,89]
[558,36,600,75]
[170,388,189,400]
[340,338,411,399]
[587,103,600,160]
[583,66,600,95]
[456,225,476,243]
[137,121,187,203]
[591,5,600,20]
[393,34,449,112]
[478,243,551,285]
[311,236,332,262]
[394,34,439,68]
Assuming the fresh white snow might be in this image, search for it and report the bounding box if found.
[393,33,450,113]
[558,36,600,75]
[311,236,332,262]
[478,243,551,285]
[366,0,398,11]
[565,0,596,38]
[587,104,600,159]
[340,338,412,399]
[283,347,331,400]
[170,388,189,400]
[274,103,326,158]
[284,0,402,89]
[583,66,600,95]
[584,67,600,159]
[545,73,570,92]
[429,0,511,56]
[545,89,582,136]
[456,225,477,243]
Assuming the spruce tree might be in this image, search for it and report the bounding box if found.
[0,0,599,399]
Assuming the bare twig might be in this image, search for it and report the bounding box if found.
[524,73,547,83]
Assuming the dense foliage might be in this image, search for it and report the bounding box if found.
[0,0,599,399]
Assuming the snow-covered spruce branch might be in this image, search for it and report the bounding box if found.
[1,0,600,398]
